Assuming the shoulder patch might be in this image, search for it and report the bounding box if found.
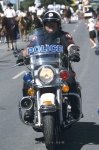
[32,35,37,41]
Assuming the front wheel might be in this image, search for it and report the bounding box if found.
[43,114,56,150]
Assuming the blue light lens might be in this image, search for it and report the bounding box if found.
[23,72,33,82]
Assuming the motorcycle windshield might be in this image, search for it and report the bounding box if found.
[28,28,64,67]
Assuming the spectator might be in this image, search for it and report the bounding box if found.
[4,3,17,28]
[96,6,99,16]
[33,12,43,29]
[95,17,99,44]
[87,18,96,48]
[4,3,16,19]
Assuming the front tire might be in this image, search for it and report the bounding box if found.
[43,114,56,150]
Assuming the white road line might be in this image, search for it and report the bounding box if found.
[12,71,26,79]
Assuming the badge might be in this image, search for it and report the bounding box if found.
[32,35,37,41]
[49,13,53,17]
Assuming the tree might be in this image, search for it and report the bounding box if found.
[20,0,34,10]
[20,0,74,10]
[41,0,73,5]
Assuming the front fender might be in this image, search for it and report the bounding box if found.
[39,93,57,113]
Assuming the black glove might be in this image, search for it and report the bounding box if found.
[16,55,24,65]
[70,52,80,62]
[24,57,30,65]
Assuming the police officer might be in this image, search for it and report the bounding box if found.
[17,10,82,122]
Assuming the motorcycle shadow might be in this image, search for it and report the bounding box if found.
[35,136,44,144]
[58,121,99,150]
[35,121,99,150]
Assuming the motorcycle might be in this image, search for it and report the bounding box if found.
[17,28,83,150]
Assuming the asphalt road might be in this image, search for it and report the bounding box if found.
[0,19,99,150]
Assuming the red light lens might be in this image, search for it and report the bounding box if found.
[60,70,69,80]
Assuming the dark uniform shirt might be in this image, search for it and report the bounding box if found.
[27,28,74,55]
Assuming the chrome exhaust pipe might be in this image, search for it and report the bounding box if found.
[19,96,33,110]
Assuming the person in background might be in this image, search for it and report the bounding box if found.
[96,6,99,17]
[95,16,99,44]
[4,3,16,25]
[87,18,96,48]
[65,6,72,23]
[32,12,43,29]
[4,2,18,33]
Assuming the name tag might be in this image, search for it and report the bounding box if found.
[27,44,63,55]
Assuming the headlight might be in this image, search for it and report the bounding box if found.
[38,66,55,84]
